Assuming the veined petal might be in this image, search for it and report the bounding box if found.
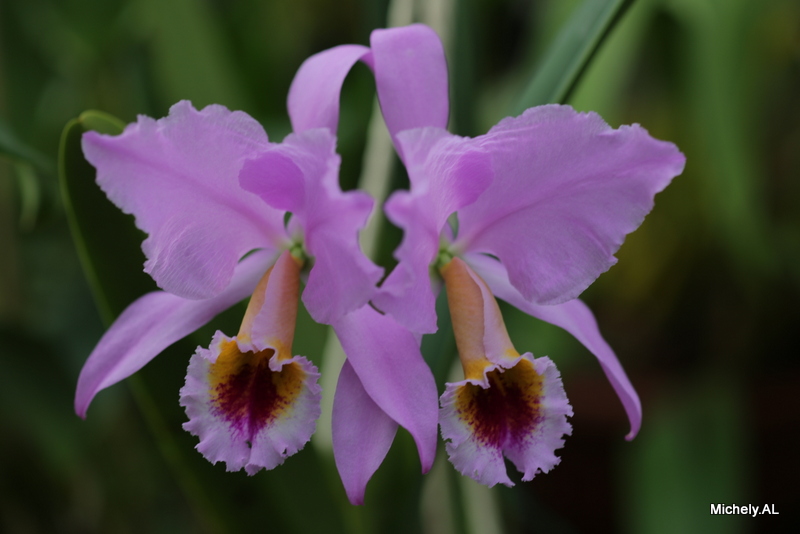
[374,129,493,333]
[332,306,438,473]
[240,129,382,324]
[440,354,572,487]
[456,105,686,305]
[466,252,642,439]
[74,249,275,418]
[332,360,399,505]
[370,24,449,160]
[82,101,287,300]
[180,332,321,474]
[288,44,371,134]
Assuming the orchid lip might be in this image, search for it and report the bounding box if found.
[180,249,321,474]
[453,358,544,452]
[207,339,308,440]
[438,256,573,486]
[440,354,572,487]
[180,331,321,474]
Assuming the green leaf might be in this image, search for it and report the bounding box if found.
[513,0,635,112]
[134,0,249,110]
[667,0,777,276]
[58,110,156,325]
[622,379,748,534]
[0,118,55,175]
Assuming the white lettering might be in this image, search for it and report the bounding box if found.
[710,503,778,516]
[762,504,779,515]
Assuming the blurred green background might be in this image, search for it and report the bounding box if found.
[1,0,798,532]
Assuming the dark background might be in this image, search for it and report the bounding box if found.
[1,0,798,532]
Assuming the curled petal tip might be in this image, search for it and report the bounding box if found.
[74,403,88,420]
[625,423,641,441]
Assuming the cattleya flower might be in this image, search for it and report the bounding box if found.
[75,21,685,503]
[75,98,437,480]
[295,24,686,487]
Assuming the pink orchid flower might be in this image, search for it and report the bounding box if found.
[75,98,438,481]
[376,25,685,486]
[296,24,686,488]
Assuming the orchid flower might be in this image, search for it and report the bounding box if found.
[297,24,686,487]
[74,98,438,480]
[378,26,685,486]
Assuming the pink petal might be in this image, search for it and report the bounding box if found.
[238,150,305,213]
[332,360,399,505]
[75,249,275,418]
[371,24,449,160]
[82,101,287,300]
[456,105,686,305]
[467,252,642,439]
[288,45,370,134]
[180,332,321,474]
[240,129,383,324]
[373,128,493,333]
[439,354,572,487]
[332,306,438,473]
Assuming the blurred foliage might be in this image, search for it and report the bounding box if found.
[2,0,799,532]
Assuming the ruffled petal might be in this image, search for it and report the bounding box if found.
[370,24,449,160]
[332,360,399,505]
[288,44,371,134]
[456,105,686,305]
[180,332,321,474]
[82,101,287,300]
[240,128,382,324]
[373,128,493,333]
[466,252,642,439]
[439,354,572,487]
[74,249,275,418]
[332,306,438,473]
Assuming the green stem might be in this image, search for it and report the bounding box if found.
[127,375,228,534]
[513,0,635,112]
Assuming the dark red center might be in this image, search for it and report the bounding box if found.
[456,359,543,449]
[209,343,304,442]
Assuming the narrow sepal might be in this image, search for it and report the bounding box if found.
[332,361,399,505]
[288,44,371,134]
[370,24,449,160]
[332,306,438,473]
